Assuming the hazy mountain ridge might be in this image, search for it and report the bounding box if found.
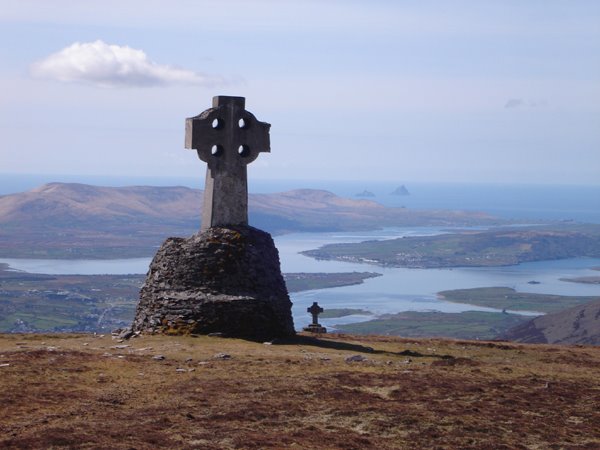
[0,182,501,258]
[0,183,199,225]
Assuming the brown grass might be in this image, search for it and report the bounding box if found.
[1,333,599,449]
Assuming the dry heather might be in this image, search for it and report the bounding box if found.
[1,333,599,449]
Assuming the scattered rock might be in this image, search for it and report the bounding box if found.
[152,355,166,361]
[208,332,224,337]
[175,368,187,373]
[0,363,10,368]
[112,345,130,350]
[214,353,232,360]
[119,328,134,340]
[345,354,367,362]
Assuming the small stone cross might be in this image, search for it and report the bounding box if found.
[307,302,324,326]
[185,96,271,230]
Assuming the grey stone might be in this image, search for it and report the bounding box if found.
[152,355,165,361]
[345,354,367,362]
[119,328,134,340]
[132,225,295,341]
[214,353,232,360]
[185,96,270,231]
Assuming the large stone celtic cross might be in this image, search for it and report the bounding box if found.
[185,96,271,230]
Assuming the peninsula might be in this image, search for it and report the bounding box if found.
[302,224,600,268]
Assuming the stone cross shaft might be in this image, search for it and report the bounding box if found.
[185,96,271,230]
[307,302,324,326]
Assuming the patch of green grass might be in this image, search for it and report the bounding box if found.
[284,272,381,292]
[438,287,599,313]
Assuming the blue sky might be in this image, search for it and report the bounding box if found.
[1,1,599,184]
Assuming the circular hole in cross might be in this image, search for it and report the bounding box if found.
[211,144,223,156]
[238,145,250,157]
[212,118,223,129]
[238,118,247,129]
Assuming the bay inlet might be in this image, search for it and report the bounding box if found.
[3,227,600,330]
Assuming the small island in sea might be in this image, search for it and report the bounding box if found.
[390,185,410,196]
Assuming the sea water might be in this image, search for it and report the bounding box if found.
[3,227,600,330]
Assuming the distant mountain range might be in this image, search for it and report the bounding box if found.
[0,183,501,259]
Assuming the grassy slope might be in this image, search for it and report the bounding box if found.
[336,311,528,340]
[1,333,599,449]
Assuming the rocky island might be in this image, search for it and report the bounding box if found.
[390,185,410,196]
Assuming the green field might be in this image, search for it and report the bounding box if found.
[284,272,381,292]
[0,267,380,333]
[438,287,599,313]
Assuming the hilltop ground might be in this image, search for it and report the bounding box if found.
[1,333,599,449]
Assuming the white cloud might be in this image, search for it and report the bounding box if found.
[30,40,226,88]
